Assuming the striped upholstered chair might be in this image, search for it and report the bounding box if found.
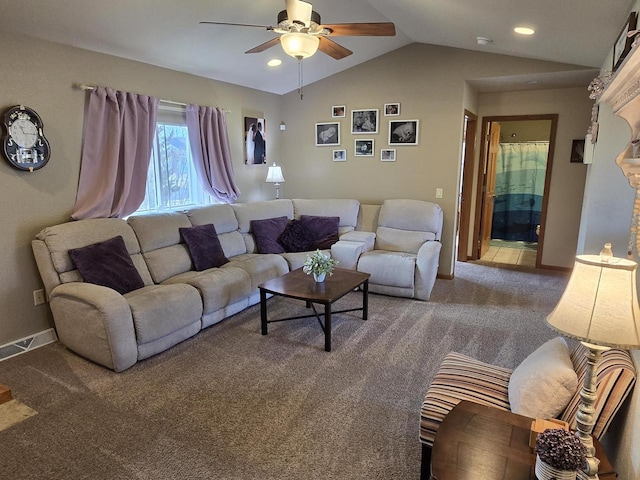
[419,342,636,478]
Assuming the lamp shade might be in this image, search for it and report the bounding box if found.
[546,254,640,349]
[280,32,319,59]
[265,164,285,183]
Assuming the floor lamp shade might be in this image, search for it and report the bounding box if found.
[546,255,640,349]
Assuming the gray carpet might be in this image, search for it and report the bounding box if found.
[0,262,569,479]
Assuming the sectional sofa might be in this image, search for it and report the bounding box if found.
[32,198,443,371]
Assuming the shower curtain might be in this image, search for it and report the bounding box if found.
[491,141,549,242]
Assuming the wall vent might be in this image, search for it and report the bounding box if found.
[0,329,57,362]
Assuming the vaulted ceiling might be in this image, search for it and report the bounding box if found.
[2,0,634,94]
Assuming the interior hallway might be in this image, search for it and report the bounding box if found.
[479,242,537,267]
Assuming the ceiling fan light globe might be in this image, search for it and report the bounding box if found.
[281,32,319,59]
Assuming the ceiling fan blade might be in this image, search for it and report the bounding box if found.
[285,0,313,27]
[322,22,396,37]
[318,36,352,60]
[245,37,281,54]
[200,21,274,30]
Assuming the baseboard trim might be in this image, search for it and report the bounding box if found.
[0,329,58,362]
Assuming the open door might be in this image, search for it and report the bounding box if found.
[479,122,500,258]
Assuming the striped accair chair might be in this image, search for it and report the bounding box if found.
[419,343,636,477]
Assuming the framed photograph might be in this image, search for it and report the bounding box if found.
[244,117,266,164]
[570,139,585,163]
[355,139,374,157]
[332,105,346,118]
[333,149,347,162]
[316,122,340,146]
[389,120,419,145]
[613,12,638,72]
[384,103,400,116]
[381,149,396,162]
[351,109,379,134]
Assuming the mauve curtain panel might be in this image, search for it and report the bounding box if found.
[71,87,159,219]
[186,105,240,203]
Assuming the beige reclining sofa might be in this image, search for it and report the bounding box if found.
[32,198,443,372]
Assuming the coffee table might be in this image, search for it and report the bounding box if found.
[258,267,370,351]
[430,400,615,480]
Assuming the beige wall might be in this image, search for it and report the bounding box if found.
[476,88,592,268]
[0,32,283,345]
[278,43,591,276]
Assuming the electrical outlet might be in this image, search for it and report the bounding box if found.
[33,289,46,306]
[435,188,443,199]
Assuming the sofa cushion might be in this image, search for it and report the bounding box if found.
[278,220,315,253]
[179,224,229,271]
[251,216,288,254]
[68,236,145,295]
[508,337,578,419]
[300,215,339,249]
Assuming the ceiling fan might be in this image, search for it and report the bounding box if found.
[200,0,396,60]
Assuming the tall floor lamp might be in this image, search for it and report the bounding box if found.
[265,162,285,199]
[546,249,640,479]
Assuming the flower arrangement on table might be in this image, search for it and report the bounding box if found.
[302,249,338,282]
[535,428,586,477]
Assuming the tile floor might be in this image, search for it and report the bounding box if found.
[480,246,537,267]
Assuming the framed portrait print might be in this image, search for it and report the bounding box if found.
[389,120,419,145]
[381,149,396,162]
[244,116,266,164]
[351,109,378,134]
[333,149,346,162]
[355,139,374,157]
[316,122,340,146]
[570,139,585,163]
[613,12,638,72]
[332,105,346,118]
[384,103,400,116]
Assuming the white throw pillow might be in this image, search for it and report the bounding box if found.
[508,337,578,418]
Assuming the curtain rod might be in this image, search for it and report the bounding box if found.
[74,84,230,113]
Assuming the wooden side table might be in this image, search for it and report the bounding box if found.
[430,401,616,480]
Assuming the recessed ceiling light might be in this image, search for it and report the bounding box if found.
[267,59,282,67]
[514,26,535,35]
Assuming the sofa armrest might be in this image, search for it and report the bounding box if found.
[414,241,442,301]
[331,241,366,270]
[330,231,376,270]
[339,231,375,251]
[49,282,138,372]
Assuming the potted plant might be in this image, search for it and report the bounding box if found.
[302,249,338,282]
[534,428,587,480]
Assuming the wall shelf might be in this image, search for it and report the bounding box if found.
[600,42,640,187]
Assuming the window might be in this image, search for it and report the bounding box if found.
[134,107,216,215]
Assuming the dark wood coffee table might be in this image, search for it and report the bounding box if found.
[258,267,370,351]
[430,400,615,480]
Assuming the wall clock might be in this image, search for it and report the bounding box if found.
[2,105,51,171]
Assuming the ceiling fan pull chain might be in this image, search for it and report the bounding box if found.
[298,57,304,100]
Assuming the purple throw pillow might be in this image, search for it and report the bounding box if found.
[299,215,340,249]
[251,216,289,254]
[277,219,315,253]
[68,235,145,295]
[179,224,229,271]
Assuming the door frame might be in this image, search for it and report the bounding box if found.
[470,114,559,266]
[457,110,477,262]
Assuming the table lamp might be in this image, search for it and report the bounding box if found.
[265,162,285,199]
[546,246,640,479]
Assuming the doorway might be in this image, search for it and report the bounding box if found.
[464,114,558,268]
